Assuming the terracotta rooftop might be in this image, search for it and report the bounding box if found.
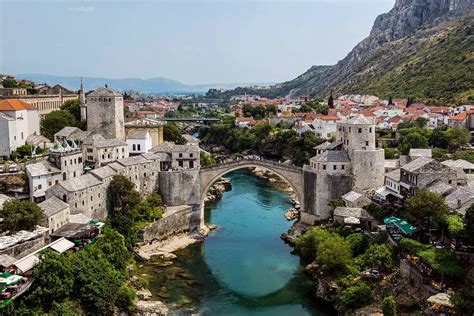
[0,99,35,111]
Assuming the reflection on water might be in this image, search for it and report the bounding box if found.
[142,170,334,315]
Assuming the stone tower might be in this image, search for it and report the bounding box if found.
[337,115,384,191]
[86,86,125,140]
[79,78,87,122]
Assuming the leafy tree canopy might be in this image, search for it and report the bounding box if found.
[404,190,448,230]
[40,110,76,140]
[0,199,42,233]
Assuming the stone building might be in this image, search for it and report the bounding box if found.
[151,142,200,170]
[38,197,70,234]
[26,161,61,203]
[86,87,125,140]
[82,134,128,169]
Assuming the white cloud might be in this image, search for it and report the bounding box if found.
[68,6,95,13]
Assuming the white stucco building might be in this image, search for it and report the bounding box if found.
[0,99,40,157]
[311,116,338,139]
[126,130,152,155]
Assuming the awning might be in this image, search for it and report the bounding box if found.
[384,216,417,235]
[375,187,403,199]
[427,293,453,308]
[0,274,22,286]
[13,254,40,273]
[48,237,75,253]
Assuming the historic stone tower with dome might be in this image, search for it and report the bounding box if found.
[85,86,125,140]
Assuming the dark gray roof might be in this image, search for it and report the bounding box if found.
[401,157,434,172]
[314,150,350,163]
[126,129,149,139]
[38,197,69,217]
[87,87,122,97]
[385,169,401,182]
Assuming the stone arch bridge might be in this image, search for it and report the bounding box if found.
[199,159,305,224]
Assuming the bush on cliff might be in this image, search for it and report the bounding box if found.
[360,244,393,273]
[338,283,372,311]
[294,227,335,261]
[382,296,397,316]
[316,235,352,274]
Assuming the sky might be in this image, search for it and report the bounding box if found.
[0,0,395,84]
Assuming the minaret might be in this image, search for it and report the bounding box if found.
[79,78,87,122]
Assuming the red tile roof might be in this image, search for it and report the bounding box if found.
[449,112,468,121]
[0,99,35,111]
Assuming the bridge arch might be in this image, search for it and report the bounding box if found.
[198,159,304,227]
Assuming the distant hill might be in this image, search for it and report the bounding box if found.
[15,74,273,95]
[213,0,474,105]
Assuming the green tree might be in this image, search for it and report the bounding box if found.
[0,199,42,233]
[444,214,465,237]
[71,250,124,315]
[163,123,186,144]
[464,204,474,244]
[339,283,372,310]
[14,144,33,159]
[94,227,131,273]
[295,227,334,261]
[398,131,428,155]
[382,296,397,316]
[361,244,393,272]
[446,127,470,151]
[114,285,136,312]
[28,250,74,310]
[405,190,448,230]
[452,285,474,315]
[40,110,76,140]
[200,151,217,167]
[2,79,17,88]
[346,233,368,256]
[316,235,352,274]
[61,99,81,122]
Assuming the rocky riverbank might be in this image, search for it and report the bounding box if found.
[204,178,232,204]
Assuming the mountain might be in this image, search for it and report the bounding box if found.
[222,0,474,105]
[15,74,273,95]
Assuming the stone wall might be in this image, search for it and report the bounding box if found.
[159,170,200,206]
[315,172,353,221]
[141,205,200,242]
[352,149,385,191]
[0,234,47,258]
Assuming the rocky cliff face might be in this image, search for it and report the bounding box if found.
[281,0,474,102]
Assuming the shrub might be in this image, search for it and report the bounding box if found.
[316,235,352,274]
[382,296,397,316]
[114,286,136,312]
[346,233,369,256]
[361,244,393,272]
[294,227,334,261]
[339,283,372,310]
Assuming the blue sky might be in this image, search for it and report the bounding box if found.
[0,0,394,84]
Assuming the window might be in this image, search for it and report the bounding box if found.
[341,165,345,170]
[179,161,184,167]
[358,128,362,133]
[133,144,136,151]
[73,171,76,177]
[366,141,369,146]
[64,160,67,166]
[179,153,183,158]
[333,165,337,170]
[369,128,372,133]
[38,184,42,190]
[63,172,67,181]
[63,194,67,202]
[349,127,351,133]
[49,181,52,186]
[190,161,194,169]
[21,132,24,140]
[323,165,326,170]
[190,153,194,158]
[78,157,82,163]
[137,144,141,151]
[102,155,105,160]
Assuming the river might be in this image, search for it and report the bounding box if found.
[142,169,334,315]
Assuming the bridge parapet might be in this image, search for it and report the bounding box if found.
[200,159,302,173]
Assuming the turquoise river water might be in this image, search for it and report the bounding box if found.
[143,170,335,315]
